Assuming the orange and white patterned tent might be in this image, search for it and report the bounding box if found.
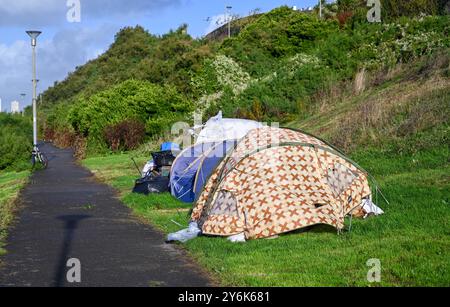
[191,127,372,240]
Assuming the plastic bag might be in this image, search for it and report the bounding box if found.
[361,199,384,218]
[227,233,246,243]
[167,222,201,243]
[142,160,155,178]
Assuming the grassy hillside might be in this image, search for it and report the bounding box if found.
[41,25,213,118]
[40,5,449,155]
[288,51,450,153]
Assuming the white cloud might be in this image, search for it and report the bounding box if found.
[1,0,60,14]
[0,0,65,27]
[0,24,117,111]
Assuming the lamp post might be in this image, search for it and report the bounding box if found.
[226,6,232,38]
[26,30,41,148]
[20,93,26,116]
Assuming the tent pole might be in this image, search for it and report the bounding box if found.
[131,157,142,177]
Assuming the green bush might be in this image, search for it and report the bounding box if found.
[221,6,339,76]
[381,0,443,19]
[68,79,192,150]
[337,0,445,21]
[103,119,146,152]
[0,114,33,171]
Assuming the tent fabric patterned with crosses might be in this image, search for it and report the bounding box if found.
[191,127,372,240]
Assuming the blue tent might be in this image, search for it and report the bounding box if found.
[170,141,236,203]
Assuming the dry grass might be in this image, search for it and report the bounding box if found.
[293,54,450,153]
[331,75,449,151]
[354,68,367,95]
[51,128,88,160]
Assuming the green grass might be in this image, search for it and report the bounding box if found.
[83,148,450,287]
[0,170,30,255]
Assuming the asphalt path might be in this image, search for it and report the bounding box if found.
[0,143,211,287]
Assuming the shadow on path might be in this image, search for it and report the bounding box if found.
[53,215,91,287]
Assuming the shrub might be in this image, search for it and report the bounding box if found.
[221,6,339,72]
[103,119,146,152]
[73,135,88,160]
[53,128,77,149]
[346,16,449,71]
[337,0,443,21]
[337,11,354,27]
[68,79,192,149]
[0,114,33,171]
[381,0,442,19]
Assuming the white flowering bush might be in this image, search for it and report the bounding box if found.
[257,54,322,84]
[285,53,321,76]
[211,54,252,95]
[351,17,448,70]
[396,31,444,58]
[195,91,223,113]
[192,54,253,116]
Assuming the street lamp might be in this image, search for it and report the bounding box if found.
[20,93,26,116]
[26,30,41,148]
[226,6,232,38]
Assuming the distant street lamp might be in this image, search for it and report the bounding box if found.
[26,30,41,148]
[20,93,26,116]
[226,6,232,38]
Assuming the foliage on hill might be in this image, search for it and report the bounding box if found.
[196,8,449,122]
[0,113,32,171]
[332,0,449,21]
[39,4,449,153]
[41,25,213,108]
[46,79,192,153]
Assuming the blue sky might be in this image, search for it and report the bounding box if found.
[0,0,319,112]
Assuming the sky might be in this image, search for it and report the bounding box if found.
[0,0,319,112]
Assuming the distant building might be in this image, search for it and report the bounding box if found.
[11,100,20,114]
[0,98,2,113]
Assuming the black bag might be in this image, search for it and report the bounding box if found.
[133,176,170,195]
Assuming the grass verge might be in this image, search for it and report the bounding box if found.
[0,171,30,256]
